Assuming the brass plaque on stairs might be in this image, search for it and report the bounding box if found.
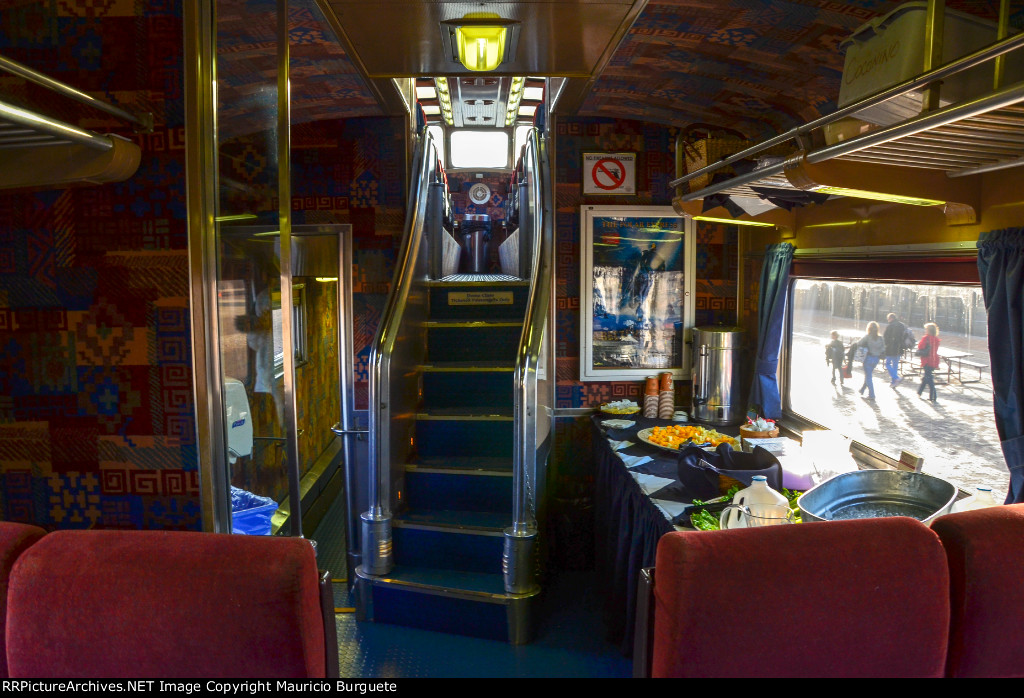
[447,291,513,306]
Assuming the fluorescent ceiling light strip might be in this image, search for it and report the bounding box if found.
[692,216,775,227]
[812,186,944,207]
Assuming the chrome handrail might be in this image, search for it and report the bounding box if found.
[668,28,1024,190]
[505,127,553,595]
[0,54,153,131]
[0,98,115,151]
[362,128,437,576]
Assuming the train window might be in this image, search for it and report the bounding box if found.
[786,278,1006,500]
[272,283,307,377]
[449,130,509,169]
[427,124,445,165]
[513,125,532,161]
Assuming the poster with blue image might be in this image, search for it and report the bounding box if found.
[581,207,694,381]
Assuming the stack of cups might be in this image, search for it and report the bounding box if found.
[658,372,675,419]
[643,376,659,418]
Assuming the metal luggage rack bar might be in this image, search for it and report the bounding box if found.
[0,54,152,152]
[669,20,1024,202]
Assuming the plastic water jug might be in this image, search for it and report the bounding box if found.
[951,486,1000,514]
[720,475,789,529]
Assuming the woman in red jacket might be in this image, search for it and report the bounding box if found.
[917,323,941,402]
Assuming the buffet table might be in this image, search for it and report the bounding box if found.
[592,413,741,656]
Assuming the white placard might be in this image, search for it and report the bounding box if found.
[583,152,636,195]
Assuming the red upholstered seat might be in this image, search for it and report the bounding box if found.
[931,504,1024,678]
[6,530,327,678]
[0,522,47,678]
[649,517,950,678]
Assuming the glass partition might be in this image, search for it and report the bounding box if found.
[213,0,292,531]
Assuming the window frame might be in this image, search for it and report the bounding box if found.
[273,282,307,380]
[439,126,515,172]
[780,250,985,479]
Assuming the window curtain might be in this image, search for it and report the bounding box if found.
[749,242,794,420]
[977,229,1024,504]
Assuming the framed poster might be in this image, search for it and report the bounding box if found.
[580,206,695,381]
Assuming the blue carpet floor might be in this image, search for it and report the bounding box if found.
[312,495,631,678]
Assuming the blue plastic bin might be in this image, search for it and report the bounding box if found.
[230,486,278,536]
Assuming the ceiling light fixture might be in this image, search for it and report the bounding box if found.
[810,186,944,207]
[505,76,525,126]
[691,216,776,227]
[434,77,454,126]
[442,14,519,73]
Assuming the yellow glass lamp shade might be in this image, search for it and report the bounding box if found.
[455,24,507,72]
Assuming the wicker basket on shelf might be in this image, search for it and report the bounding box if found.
[739,424,780,441]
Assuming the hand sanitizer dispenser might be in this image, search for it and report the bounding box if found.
[224,377,253,464]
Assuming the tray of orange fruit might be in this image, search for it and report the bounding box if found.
[636,424,739,452]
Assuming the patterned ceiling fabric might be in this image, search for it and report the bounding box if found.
[215,0,381,139]
[579,0,1022,139]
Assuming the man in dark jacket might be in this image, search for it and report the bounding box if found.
[883,312,908,388]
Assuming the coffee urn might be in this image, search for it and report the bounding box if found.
[691,326,745,426]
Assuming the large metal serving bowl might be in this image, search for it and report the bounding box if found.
[797,470,958,524]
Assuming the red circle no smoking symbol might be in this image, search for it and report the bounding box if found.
[592,158,626,190]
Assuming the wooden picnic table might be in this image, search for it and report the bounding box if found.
[901,346,986,385]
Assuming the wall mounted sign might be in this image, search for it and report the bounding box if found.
[447,290,513,306]
[579,206,695,381]
[582,152,636,195]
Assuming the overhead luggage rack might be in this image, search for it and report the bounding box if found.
[0,54,150,188]
[670,12,1024,205]
[0,54,151,150]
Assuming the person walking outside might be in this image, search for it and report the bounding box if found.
[917,323,941,402]
[882,312,908,389]
[851,321,885,400]
[825,330,846,385]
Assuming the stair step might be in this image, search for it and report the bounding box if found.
[419,360,514,372]
[365,564,507,598]
[426,321,522,363]
[394,508,510,533]
[416,406,513,420]
[358,565,527,642]
[427,279,529,321]
[421,362,515,410]
[404,467,513,513]
[428,274,526,285]
[392,511,505,574]
[408,456,513,474]
[415,416,513,458]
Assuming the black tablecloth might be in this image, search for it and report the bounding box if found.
[591,414,741,656]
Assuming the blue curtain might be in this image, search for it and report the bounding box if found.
[977,229,1024,504]
[749,242,794,420]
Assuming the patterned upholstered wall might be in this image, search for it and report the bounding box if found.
[0,0,198,529]
[291,117,407,410]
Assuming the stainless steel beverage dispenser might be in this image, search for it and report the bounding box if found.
[691,326,745,426]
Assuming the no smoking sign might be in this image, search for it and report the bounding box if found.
[583,152,636,195]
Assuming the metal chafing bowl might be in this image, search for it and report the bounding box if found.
[797,470,958,524]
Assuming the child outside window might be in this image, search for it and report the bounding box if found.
[826,330,846,386]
